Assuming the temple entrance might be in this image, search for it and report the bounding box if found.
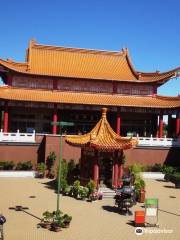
[99,153,113,187]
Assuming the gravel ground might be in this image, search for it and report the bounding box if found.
[0,178,179,240]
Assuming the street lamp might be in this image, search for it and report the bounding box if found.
[51,121,74,216]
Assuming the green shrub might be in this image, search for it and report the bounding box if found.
[86,180,96,196]
[47,151,56,170]
[151,163,163,172]
[72,180,81,198]
[162,165,176,175]
[78,186,88,199]
[134,175,145,200]
[129,164,144,175]
[37,162,46,172]
[169,173,180,183]
[0,161,15,170]
[16,161,33,170]
[60,178,68,193]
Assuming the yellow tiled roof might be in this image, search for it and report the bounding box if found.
[0,86,180,108]
[0,40,179,83]
[66,108,138,151]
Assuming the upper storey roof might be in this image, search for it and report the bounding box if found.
[0,40,179,83]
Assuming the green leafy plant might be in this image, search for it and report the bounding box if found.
[63,186,72,196]
[0,161,15,170]
[78,186,88,200]
[62,214,72,227]
[129,163,144,175]
[47,152,56,178]
[86,180,96,197]
[169,172,180,188]
[162,165,176,181]
[37,162,46,177]
[16,161,33,170]
[134,175,145,200]
[72,180,81,198]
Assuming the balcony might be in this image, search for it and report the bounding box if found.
[0,130,35,143]
[135,135,180,148]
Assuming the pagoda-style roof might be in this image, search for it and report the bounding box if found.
[0,86,180,108]
[66,108,138,151]
[0,40,179,84]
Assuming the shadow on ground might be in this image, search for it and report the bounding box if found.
[163,185,175,189]
[40,179,57,193]
[102,205,120,214]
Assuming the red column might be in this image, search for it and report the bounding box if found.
[93,150,99,188]
[3,101,8,132]
[159,113,163,138]
[113,157,118,189]
[116,112,122,187]
[167,114,172,138]
[176,111,180,137]
[118,151,123,187]
[52,104,58,134]
[80,148,85,185]
[116,111,121,136]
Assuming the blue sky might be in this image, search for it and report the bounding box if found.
[0,0,179,95]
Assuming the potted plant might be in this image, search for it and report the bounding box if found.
[162,165,175,182]
[89,189,99,201]
[47,151,56,178]
[134,175,145,202]
[37,162,46,178]
[72,180,81,198]
[62,214,72,228]
[86,180,96,198]
[170,173,180,188]
[40,211,53,229]
[78,186,88,200]
[63,186,73,196]
[51,210,63,232]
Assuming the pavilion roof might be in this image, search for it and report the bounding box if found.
[66,108,138,151]
[0,86,180,108]
[0,40,179,84]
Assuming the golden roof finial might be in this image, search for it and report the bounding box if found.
[102,108,107,118]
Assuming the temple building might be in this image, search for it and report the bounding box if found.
[0,40,180,138]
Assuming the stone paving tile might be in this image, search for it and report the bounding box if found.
[0,178,179,240]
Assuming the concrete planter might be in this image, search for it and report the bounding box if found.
[141,172,165,180]
[0,171,38,178]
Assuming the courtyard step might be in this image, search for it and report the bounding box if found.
[99,187,116,198]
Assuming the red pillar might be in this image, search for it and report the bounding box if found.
[93,150,99,188]
[159,113,163,138]
[52,104,58,134]
[80,148,85,185]
[116,112,122,187]
[116,111,121,136]
[118,151,123,187]
[113,159,118,189]
[167,114,172,137]
[176,111,180,137]
[3,101,8,132]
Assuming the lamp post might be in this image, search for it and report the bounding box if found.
[51,121,74,216]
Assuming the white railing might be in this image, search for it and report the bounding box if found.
[0,130,35,143]
[135,135,180,147]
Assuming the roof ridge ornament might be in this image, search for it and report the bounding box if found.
[102,108,107,118]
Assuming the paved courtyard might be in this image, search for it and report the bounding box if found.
[0,177,180,240]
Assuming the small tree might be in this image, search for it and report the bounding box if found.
[47,151,56,178]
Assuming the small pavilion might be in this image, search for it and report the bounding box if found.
[66,108,138,188]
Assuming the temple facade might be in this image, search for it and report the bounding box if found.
[0,40,180,138]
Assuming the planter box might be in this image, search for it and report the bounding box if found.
[141,172,165,180]
[0,171,38,178]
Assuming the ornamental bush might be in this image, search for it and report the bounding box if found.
[86,180,96,196]
[16,161,33,170]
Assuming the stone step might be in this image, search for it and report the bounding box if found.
[99,187,116,198]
